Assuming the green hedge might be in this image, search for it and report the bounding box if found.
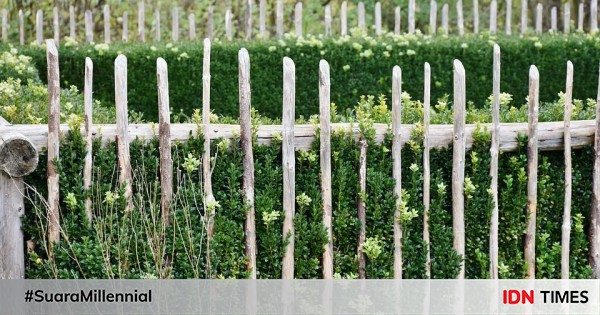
[12,32,600,121]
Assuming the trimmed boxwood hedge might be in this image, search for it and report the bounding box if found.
[11,32,600,120]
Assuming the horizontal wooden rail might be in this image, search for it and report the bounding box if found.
[1,120,595,152]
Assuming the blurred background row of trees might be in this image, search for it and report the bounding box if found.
[0,1,595,41]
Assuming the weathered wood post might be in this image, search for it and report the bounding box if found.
[442,4,449,35]
[0,121,39,279]
[115,55,133,210]
[490,0,497,34]
[239,48,256,279]
[375,2,382,35]
[226,9,232,40]
[207,6,214,40]
[453,59,466,279]
[53,7,59,44]
[295,2,303,37]
[564,3,570,33]
[260,0,267,38]
[592,0,598,32]
[506,0,512,34]
[521,0,528,34]
[430,1,437,34]
[172,7,179,42]
[157,58,172,224]
[423,62,432,278]
[277,0,284,38]
[562,61,573,279]
[578,2,584,31]
[46,40,60,256]
[189,14,196,40]
[85,10,93,43]
[138,1,145,42]
[457,0,464,36]
[325,5,332,36]
[358,136,368,279]
[104,5,111,43]
[473,0,479,33]
[246,0,252,40]
[155,10,161,42]
[319,60,333,279]
[409,0,416,34]
[525,65,539,279]
[19,10,24,45]
[282,57,296,279]
[358,2,366,33]
[83,58,93,225]
[551,6,557,32]
[123,11,128,42]
[2,9,7,42]
[535,3,543,34]
[69,6,75,39]
[36,10,42,45]
[591,63,600,279]
[490,45,501,280]
[341,1,348,36]
[395,6,401,35]
[392,65,403,279]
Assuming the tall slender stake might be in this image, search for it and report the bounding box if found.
[341,1,348,36]
[115,55,133,210]
[19,10,24,45]
[442,4,449,35]
[123,11,128,42]
[457,0,464,36]
[578,2,584,31]
[551,6,557,32]
[591,63,600,279]
[138,1,145,42]
[157,58,172,224]
[239,48,256,279]
[452,59,466,279]
[84,58,93,225]
[172,7,179,42]
[423,62,432,278]
[2,9,8,42]
[46,39,60,257]
[246,0,252,40]
[395,6,401,35]
[282,57,296,280]
[490,0,497,34]
[69,6,75,40]
[226,9,232,40]
[409,0,415,34]
[104,5,111,44]
[506,0,512,35]
[53,7,59,44]
[564,3,570,34]
[277,0,284,38]
[392,65,403,279]
[521,0,528,35]
[525,65,539,279]
[155,10,161,42]
[562,61,573,279]
[85,10,93,43]
[260,0,267,38]
[593,0,598,32]
[535,3,543,35]
[490,45,501,280]
[36,10,42,45]
[430,1,437,34]
[207,6,214,40]
[320,60,333,279]
[358,138,368,279]
[189,14,196,40]
[473,0,479,33]
[358,2,366,33]
[375,2,382,35]
[295,2,303,37]
[325,5,332,36]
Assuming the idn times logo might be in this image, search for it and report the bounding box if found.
[503,290,589,304]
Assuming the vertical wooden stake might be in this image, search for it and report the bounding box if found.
[207,6,214,40]
[375,2,382,35]
[277,0,284,38]
[85,10,93,43]
[535,3,542,34]
[423,62,432,278]
[490,45,501,280]
[593,0,598,32]
[525,65,539,279]
[340,1,348,36]
[238,48,256,279]
[260,0,267,38]
[19,10,24,45]
[392,65,403,280]
[564,3,570,34]
[104,5,111,44]
[53,7,59,44]
[189,14,196,40]
[442,4,449,35]
[590,63,600,279]
[69,6,75,40]
[490,0,497,34]
[457,0,464,36]
[358,2,366,34]
[239,48,256,279]
[357,138,368,280]
[2,9,7,42]
[46,39,60,256]
[578,2,584,31]
[172,7,179,42]
[115,55,133,210]
[157,58,172,224]
[36,10,42,45]
[562,61,573,279]
[473,0,479,34]
[155,10,161,42]
[282,57,296,280]
[506,0,512,35]
[452,59,466,279]
[409,0,416,34]
[295,2,303,37]
[84,58,93,225]
[123,11,128,42]
[226,9,232,40]
[325,5,332,36]
[521,0,527,34]
[551,6,557,32]
[246,0,252,40]
[430,1,437,34]
[138,1,145,42]
[395,6,401,35]
[320,60,333,279]
[202,38,215,277]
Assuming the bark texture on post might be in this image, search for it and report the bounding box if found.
[423,62,432,278]
[452,59,466,279]
[490,45,501,280]
[591,63,600,279]
[392,65,403,280]
[46,40,60,256]
[157,58,172,224]
[282,57,296,280]
[115,55,133,210]
[319,60,333,279]
[84,58,93,225]
[525,65,540,279]
[357,139,368,279]
[239,48,256,279]
[562,61,573,279]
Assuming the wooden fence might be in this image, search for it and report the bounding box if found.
[1,1,600,45]
[1,38,600,280]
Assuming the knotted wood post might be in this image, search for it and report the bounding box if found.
[0,125,39,279]
[525,65,540,279]
[490,45,501,280]
[506,0,512,34]
[47,40,60,257]
[239,48,256,279]
[157,58,172,224]
[392,65,403,279]
[282,57,296,279]
[562,61,573,279]
[319,60,333,279]
[115,55,133,210]
[452,59,466,279]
